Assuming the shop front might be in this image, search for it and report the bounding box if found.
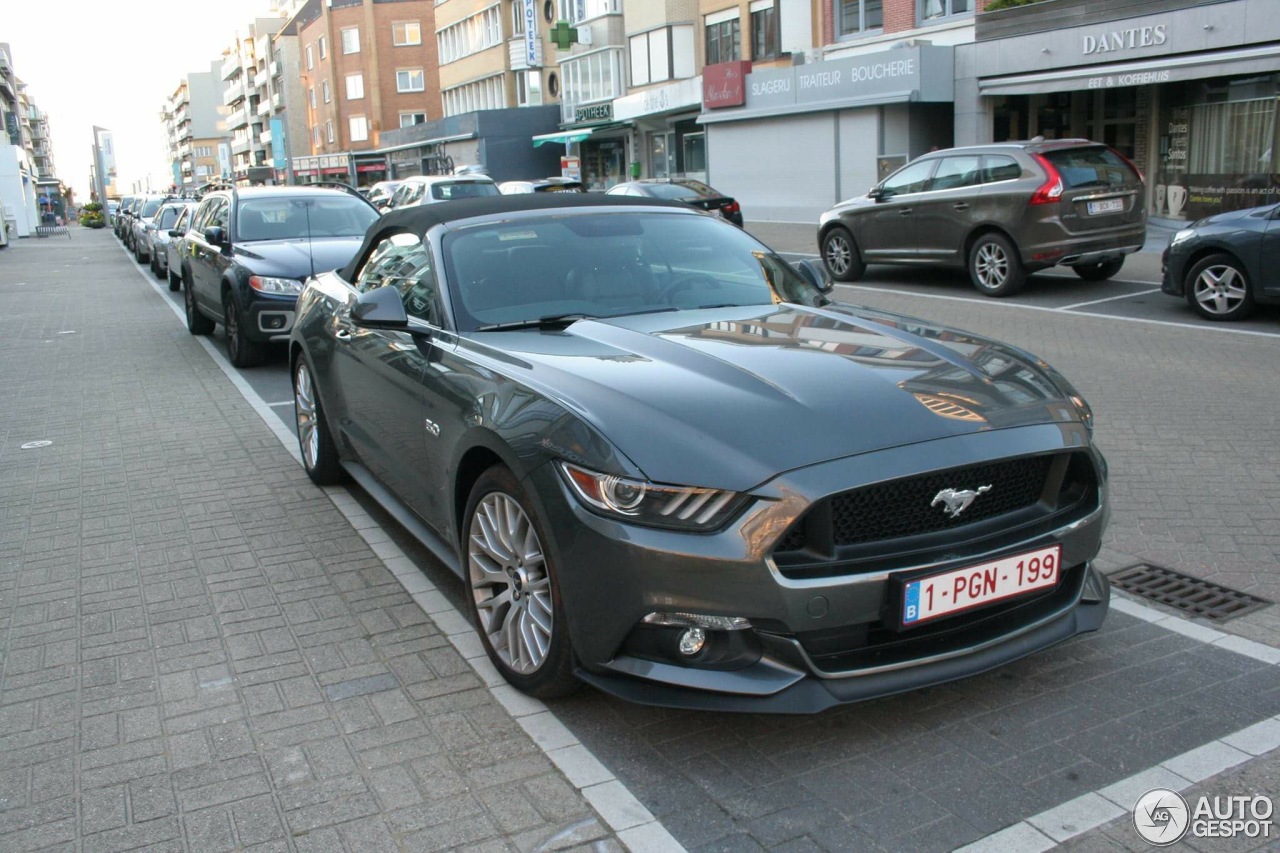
[611,77,706,182]
[698,47,956,223]
[957,0,1280,221]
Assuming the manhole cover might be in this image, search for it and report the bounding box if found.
[1110,563,1270,622]
[20,440,53,449]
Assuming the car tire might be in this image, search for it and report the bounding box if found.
[1072,258,1125,281]
[151,255,164,279]
[968,233,1026,297]
[1185,253,1255,321]
[821,226,866,282]
[463,466,579,700]
[185,274,214,335]
[293,358,345,485]
[168,264,181,292]
[225,294,267,368]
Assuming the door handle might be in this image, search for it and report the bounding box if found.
[953,203,971,211]
[898,208,913,216]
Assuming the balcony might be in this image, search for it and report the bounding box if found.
[181,160,193,173]
[221,55,243,80]
[227,107,250,130]
[269,60,280,77]
[253,69,268,88]
[509,37,543,70]
[257,98,273,116]
[178,142,193,158]
[259,128,274,144]
[225,81,246,104]
[231,137,252,155]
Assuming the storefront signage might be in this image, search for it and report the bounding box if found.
[615,78,703,121]
[523,0,539,67]
[575,102,613,123]
[1086,69,1171,88]
[703,60,751,109]
[734,47,948,113]
[1082,24,1167,55]
[5,113,19,145]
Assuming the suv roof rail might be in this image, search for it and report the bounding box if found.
[309,179,366,199]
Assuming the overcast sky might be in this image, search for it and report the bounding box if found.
[6,0,284,199]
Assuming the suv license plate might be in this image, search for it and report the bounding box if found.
[902,545,1061,626]
[1087,198,1125,215]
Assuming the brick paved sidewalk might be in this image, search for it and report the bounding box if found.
[0,232,637,851]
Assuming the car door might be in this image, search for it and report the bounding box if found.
[167,207,192,272]
[189,197,228,314]
[332,231,452,524]
[855,158,939,262]
[1259,209,1280,299]
[907,154,984,264]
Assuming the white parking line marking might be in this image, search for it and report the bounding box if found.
[265,400,294,408]
[125,243,681,853]
[1057,287,1163,310]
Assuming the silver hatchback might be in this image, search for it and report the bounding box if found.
[819,139,1146,296]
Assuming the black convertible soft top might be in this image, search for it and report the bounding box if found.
[338,192,691,282]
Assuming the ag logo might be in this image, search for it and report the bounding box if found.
[1134,788,1190,845]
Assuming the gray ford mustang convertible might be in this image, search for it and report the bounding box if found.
[290,194,1110,713]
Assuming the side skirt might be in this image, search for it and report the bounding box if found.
[340,460,464,579]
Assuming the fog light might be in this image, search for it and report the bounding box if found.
[678,627,706,656]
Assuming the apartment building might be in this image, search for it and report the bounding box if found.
[286,0,442,184]
[221,17,292,182]
[164,63,229,191]
[0,43,57,236]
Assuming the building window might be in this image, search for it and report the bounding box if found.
[393,21,422,45]
[437,6,503,65]
[309,87,316,108]
[750,1,780,60]
[305,45,314,69]
[442,74,506,117]
[557,0,618,23]
[313,125,321,147]
[919,0,971,22]
[326,121,334,143]
[399,112,427,127]
[837,0,883,36]
[704,12,741,65]
[318,36,327,59]
[630,25,694,86]
[511,1,525,35]
[322,80,331,103]
[396,69,426,93]
[346,73,364,100]
[349,116,368,142]
[516,70,543,107]
[341,27,360,54]
[559,48,623,118]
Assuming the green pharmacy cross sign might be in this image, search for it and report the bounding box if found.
[550,20,579,50]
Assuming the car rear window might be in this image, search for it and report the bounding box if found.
[1041,147,1138,189]
[430,181,500,201]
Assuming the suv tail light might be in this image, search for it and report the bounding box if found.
[1029,154,1064,206]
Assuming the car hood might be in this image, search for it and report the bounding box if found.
[470,303,1085,491]
[1187,204,1277,231]
[233,236,365,279]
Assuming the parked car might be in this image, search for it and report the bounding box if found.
[180,185,379,367]
[288,193,1110,711]
[1160,203,1280,321]
[606,178,744,226]
[164,206,196,291]
[106,200,120,226]
[114,195,138,239]
[140,200,196,277]
[128,195,171,257]
[497,178,585,194]
[364,179,404,212]
[385,174,500,210]
[819,139,1147,297]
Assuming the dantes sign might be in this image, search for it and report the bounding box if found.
[703,60,752,109]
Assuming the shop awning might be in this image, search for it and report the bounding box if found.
[979,43,1280,97]
[532,129,594,147]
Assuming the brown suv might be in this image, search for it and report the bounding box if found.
[819,139,1146,296]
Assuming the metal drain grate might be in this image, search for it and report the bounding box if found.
[1109,563,1270,622]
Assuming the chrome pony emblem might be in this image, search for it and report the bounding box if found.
[931,485,992,518]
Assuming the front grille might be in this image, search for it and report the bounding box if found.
[774,452,1098,580]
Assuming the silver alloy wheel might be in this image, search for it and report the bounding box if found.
[1193,264,1248,316]
[294,362,320,471]
[974,242,1010,289]
[824,232,852,277]
[468,493,553,674]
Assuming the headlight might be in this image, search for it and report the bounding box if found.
[249,275,304,295]
[557,462,748,531]
[1169,228,1196,247]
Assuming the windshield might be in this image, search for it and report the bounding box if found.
[443,212,826,332]
[235,196,379,241]
[431,181,500,201]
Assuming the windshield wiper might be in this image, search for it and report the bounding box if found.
[474,313,594,332]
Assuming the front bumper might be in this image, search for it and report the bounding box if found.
[524,422,1109,713]
[241,292,298,343]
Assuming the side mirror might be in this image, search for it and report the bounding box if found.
[793,258,834,294]
[351,286,409,329]
[204,226,227,246]
[168,229,182,238]
[868,187,886,201]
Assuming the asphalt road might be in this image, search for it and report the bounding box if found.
[115,227,1280,852]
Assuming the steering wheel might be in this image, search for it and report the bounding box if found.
[661,272,717,301]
